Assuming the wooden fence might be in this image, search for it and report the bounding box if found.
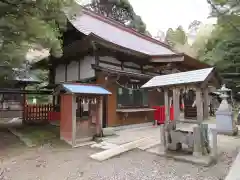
[24,104,55,123]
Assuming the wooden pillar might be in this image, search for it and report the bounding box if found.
[164,89,170,150]
[60,94,74,146]
[164,89,170,124]
[23,94,26,123]
[53,95,55,106]
[72,94,77,147]
[96,96,103,136]
[173,88,180,122]
[196,88,203,122]
[203,88,209,120]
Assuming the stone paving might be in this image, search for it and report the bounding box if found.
[99,121,240,152]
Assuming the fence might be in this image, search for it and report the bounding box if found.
[24,104,55,123]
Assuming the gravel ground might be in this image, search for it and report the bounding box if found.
[0,129,25,162]
[1,144,237,180]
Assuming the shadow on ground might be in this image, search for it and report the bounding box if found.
[0,129,25,161]
[13,124,69,148]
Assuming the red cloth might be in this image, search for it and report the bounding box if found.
[153,106,175,124]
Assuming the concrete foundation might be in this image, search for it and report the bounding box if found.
[216,111,238,136]
[147,145,215,167]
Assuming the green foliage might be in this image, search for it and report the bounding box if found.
[191,24,214,59]
[85,0,150,35]
[188,20,202,32]
[202,0,240,66]
[26,69,50,104]
[0,0,79,68]
[165,26,188,47]
[165,26,198,57]
[200,0,240,93]
[86,0,134,23]
[128,15,147,34]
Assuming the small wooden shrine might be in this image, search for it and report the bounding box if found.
[142,67,221,165]
[0,65,41,120]
[54,83,111,147]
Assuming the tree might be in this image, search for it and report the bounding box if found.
[154,30,165,41]
[128,15,147,34]
[0,0,79,70]
[164,26,198,57]
[85,0,150,34]
[191,24,214,59]
[203,0,240,66]
[164,22,214,59]
[86,0,134,23]
[188,20,202,45]
[165,26,188,47]
[188,20,202,33]
[200,0,240,93]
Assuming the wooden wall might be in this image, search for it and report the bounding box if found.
[60,94,73,142]
[54,56,96,83]
[96,72,160,127]
[53,54,165,127]
[149,89,164,106]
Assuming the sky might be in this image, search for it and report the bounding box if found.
[128,0,215,36]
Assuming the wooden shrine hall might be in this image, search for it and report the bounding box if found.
[32,7,211,127]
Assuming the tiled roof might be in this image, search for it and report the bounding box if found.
[68,9,176,56]
[141,67,214,88]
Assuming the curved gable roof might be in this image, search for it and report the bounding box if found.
[68,9,176,56]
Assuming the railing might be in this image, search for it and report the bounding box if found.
[24,104,54,123]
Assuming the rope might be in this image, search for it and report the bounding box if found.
[115,80,157,92]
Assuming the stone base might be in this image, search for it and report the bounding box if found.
[147,145,216,167]
[217,126,238,136]
[60,136,73,146]
[103,127,116,136]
